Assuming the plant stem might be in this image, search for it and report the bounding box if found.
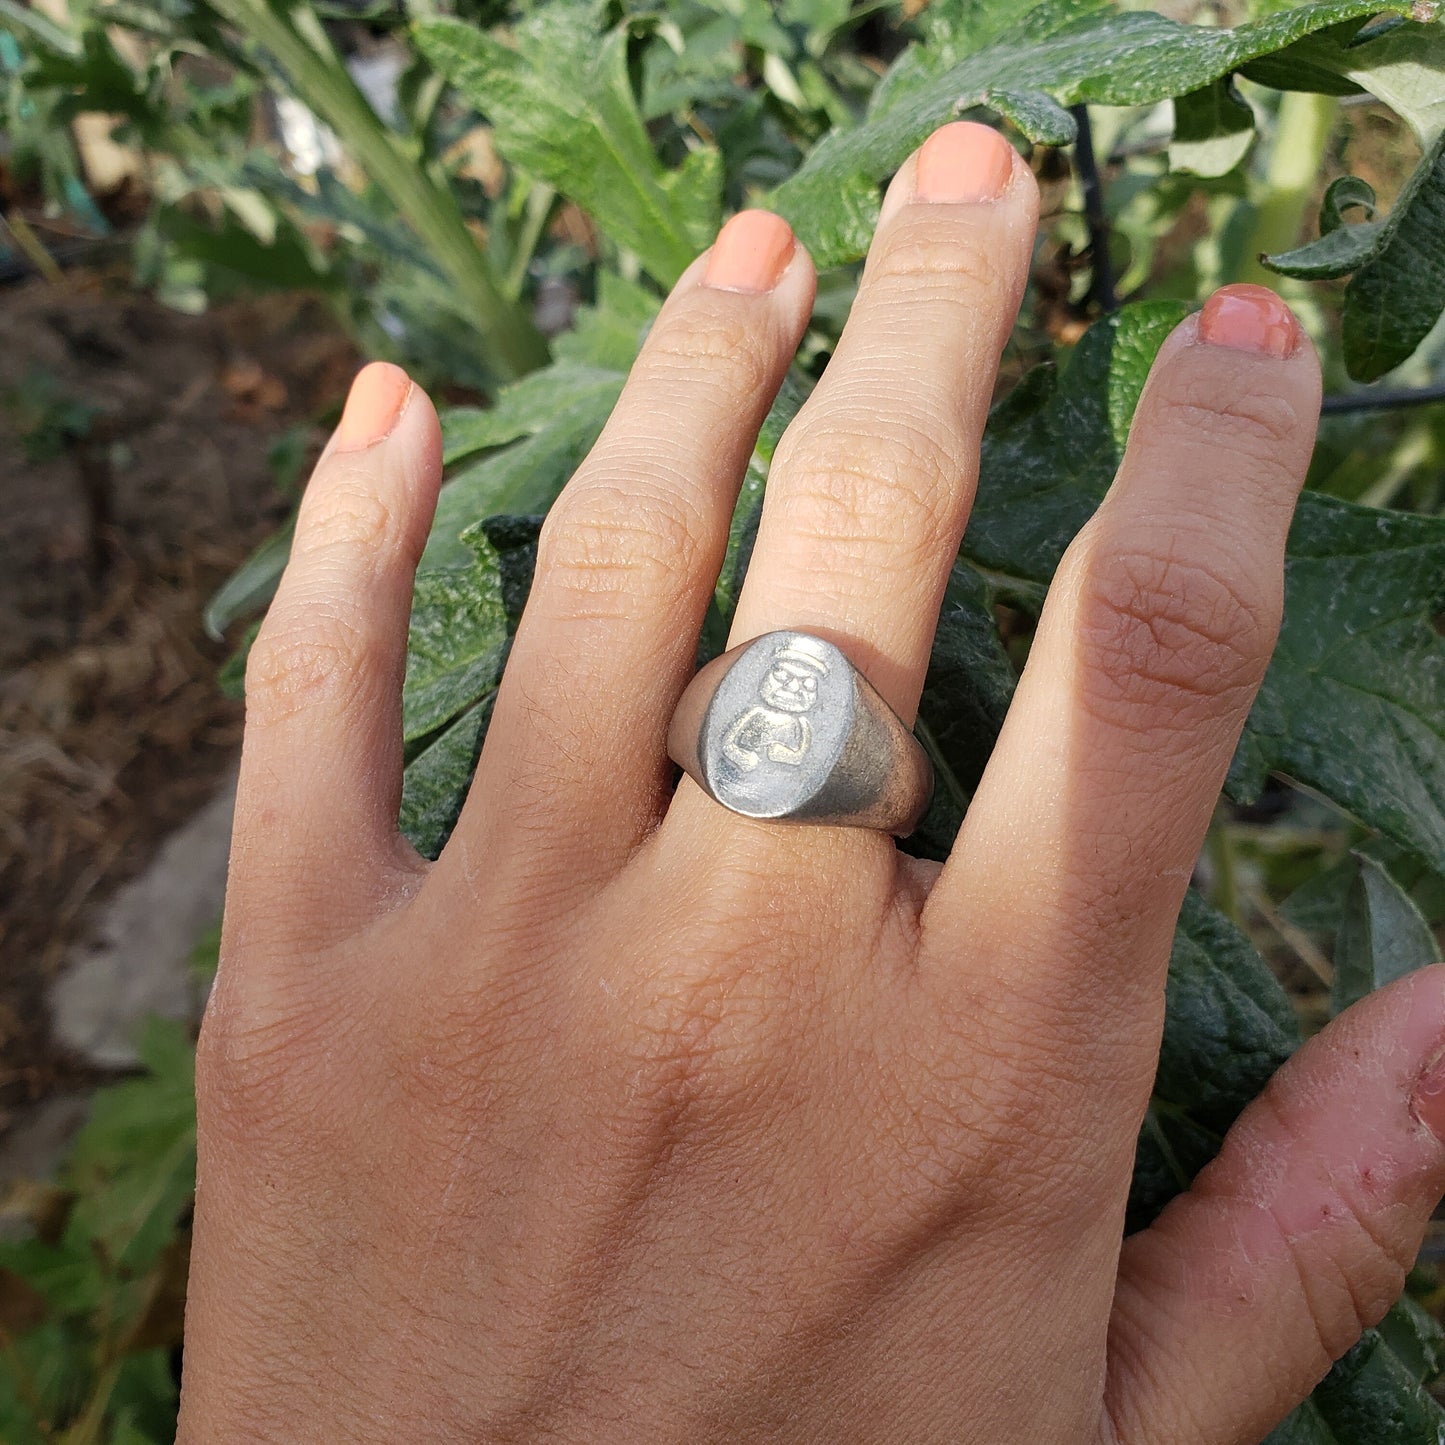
[59,1361,122,1445]
[1206,814,1239,922]
[208,0,547,379]
[504,182,556,301]
[1239,90,1338,287]
[914,715,970,819]
[3,214,65,283]
[1321,381,1445,414]
[1070,103,1117,313]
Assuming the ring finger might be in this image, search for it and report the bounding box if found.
[665,122,1039,855]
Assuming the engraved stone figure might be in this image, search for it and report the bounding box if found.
[722,639,830,772]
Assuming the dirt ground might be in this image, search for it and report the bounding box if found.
[0,271,356,1135]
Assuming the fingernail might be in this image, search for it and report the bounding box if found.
[1412,1047,1445,1140]
[914,121,1015,204]
[704,210,795,293]
[1198,284,1300,359]
[332,362,412,452]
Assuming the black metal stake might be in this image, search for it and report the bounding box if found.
[1321,381,1445,415]
[1071,103,1118,315]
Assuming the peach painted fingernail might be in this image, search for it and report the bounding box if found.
[1412,1049,1445,1140]
[1198,285,1299,359]
[704,210,795,293]
[915,121,1014,203]
[332,362,412,452]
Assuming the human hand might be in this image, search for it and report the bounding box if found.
[179,121,1445,1444]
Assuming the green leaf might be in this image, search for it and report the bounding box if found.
[109,1348,181,1442]
[1335,18,1445,147]
[1265,1312,1445,1443]
[1242,17,1445,375]
[0,0,82,56]
[65,1017,196,1273]
[424,386,619,572]
[399,695,495,860]
[1320,175,1380,232]
[1156,890,1301,1134]
[0,1318,88,1442]
[1342,131,1445,380]
[1227,493,1445,873]
[420,276,655,572]
[1264,175,1383,279]
[403,534,509,741]
[399,517,541,855]
[416,8,722,285]
[157,205,329,294]
[1237,24,1369,97]
[966,300,1189,584]
[1241,17,1445,146]
[986,87,1076,145]
[467,514,543,631]
[554,271,663,368]
[1331,852,1443,1014]
[1129,890,1300,1230]
[204,517,294,639]
[914,0,1059,59]
[217,618,260,701]
[912,561,1019,859]
[1376,1294,1445,1385]
[1282,838,1445,936]
[1169,77,1256,178]
[433,270,657,473]
[768,0,1415,267]
[0,1235,105,1317]
[441,364,627,466]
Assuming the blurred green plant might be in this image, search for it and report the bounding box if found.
[0,1020,196,1444]
[3,0,1445,1439]
[2,366,100,463]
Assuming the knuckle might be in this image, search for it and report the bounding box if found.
[536,477,706,614]
[244,610,374,725]
[1276,1191,1414,1365]
[1255,1087,1419,1362]
[602,878,816,1125]
[1072,540,1276,735]
[623,965,741,1098]
[772,415,968,567]
[195,972,326,1144]
[1154,367,1305,465]
[870,218,1005,299]
[643,306,777,402]
[297,469,399,556]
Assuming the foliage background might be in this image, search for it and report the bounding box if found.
[2,0,1445,1439]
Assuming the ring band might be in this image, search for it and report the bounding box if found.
[667,630,933,836]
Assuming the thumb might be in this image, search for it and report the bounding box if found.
[1105,964,1445,1445]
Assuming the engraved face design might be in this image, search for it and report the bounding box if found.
[759,662,820,713]
[702,633,847,816]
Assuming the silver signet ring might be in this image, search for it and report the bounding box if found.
[667,630,934,836]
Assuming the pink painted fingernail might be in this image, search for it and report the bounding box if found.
[704,210,795,293]
[1412,1048,1445,1141]
[332,362,412,452]
[1198,285,1300,359]
[914,121,1015,203]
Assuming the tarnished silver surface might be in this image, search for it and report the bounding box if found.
[667,630,933,836]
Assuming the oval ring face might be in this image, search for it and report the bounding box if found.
[699,632,854,818]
